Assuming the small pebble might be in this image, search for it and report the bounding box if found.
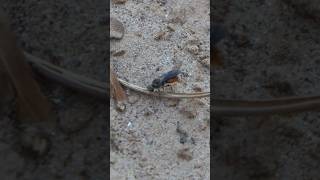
[134,32,142,37]
[112,0,127,4]
[112,50,126,57]
[52,98,62,105]
[199,58,210,68]
[128,94,140,104]
[187,45,199,55]
[154,31,166,40]
[167,23,176,32]
[177,148,193,161]
[156,0,167,6]
[116,102,126,112]
[19,126,50,157]
[192,85,202,92]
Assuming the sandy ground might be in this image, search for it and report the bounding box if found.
[111,0,210,179]
[0,0,209,179]
[214,0,320,179]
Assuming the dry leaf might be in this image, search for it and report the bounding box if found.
[0,11,53,122]
[0,62,14,106]
[212,47,224,67]
[110,67,127,110]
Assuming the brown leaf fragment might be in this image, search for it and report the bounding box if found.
[212,47,224,67]
[110,68,127,111]
[0,62,14,106]
[0,12,53,122]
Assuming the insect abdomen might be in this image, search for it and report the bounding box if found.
[160,70,181,85]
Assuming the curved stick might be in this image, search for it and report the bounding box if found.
[214,99,320,116]
[25,52,320,116]
[24,52,210,99]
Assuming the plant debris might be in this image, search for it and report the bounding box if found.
[0,11,53,123]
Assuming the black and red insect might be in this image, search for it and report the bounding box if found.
[147,69,181,91]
